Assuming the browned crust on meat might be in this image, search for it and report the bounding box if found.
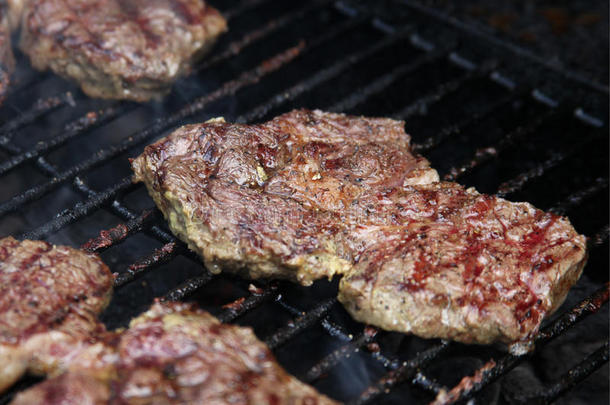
[18,0,227,101]
[131,110,438,285]
[0,237,113,392]
[12,301,338,405]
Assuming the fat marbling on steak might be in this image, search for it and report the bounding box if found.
[16,0,226,101]
[11,301,338,405]
[0,237,113,392]
[132,109,586,345]
[132,109,439,285]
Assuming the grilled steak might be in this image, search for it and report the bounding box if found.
[12,301,338,405]
[338,182,587,346]
[16,0,226,101]
[132,110,438,285]
[0,237,113,392]
[132,109,586,345]
[0,4,14,105]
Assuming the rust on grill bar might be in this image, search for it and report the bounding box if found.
[114,242,183,288]
[81,209,158,253]
[218,284,279,323]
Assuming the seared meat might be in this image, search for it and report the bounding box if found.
[17,0,226,101]
[132,109,587,346]
[132,110,438,285]
[338,182,587,346]
[0,4,14,104]
[12,301,338,405]
[0,237,113,392]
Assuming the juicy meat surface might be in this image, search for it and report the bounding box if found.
[17,0,226,101]
[131,109,586,345]
[11,301,338,405]
[132,109,438,285]
[0,237,113,392]
[338,182,587,345]
[0,4,14,105]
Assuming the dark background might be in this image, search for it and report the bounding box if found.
[417,0,609,85]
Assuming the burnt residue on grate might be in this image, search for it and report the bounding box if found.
[0,1,607,404]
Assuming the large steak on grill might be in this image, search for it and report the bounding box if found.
[132,109,586,345]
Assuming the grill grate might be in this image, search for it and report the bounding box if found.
[0,0,607,404]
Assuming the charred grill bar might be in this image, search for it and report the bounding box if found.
[0,0,607,404]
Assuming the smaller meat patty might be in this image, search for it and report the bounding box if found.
[17,0,227,101]
[11,301,338,405]
[0,237,113,392]
[338,182,587,347]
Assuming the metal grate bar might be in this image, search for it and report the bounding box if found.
[0,43,307,218]
[200,0,332,71]
[236,21,413,124]
[349,341,450,405]
[496,144,591,198]
[0,93,74,146]
[411,91,519,153]
[265,298,337,350]
[304,326,378,382]
[217,284,279,323]
[588,224,609,248]
[327,46,454,113]
[0,104,131,176]
[20,177,134,241]
[424,283,609,405]
[514,342,609,404]
[392,68,487,121]
[81,209,157,253]
[550,177,609,215]
[411,372,444,394]
[162,273,215,301]
[443,109,558,181]
[114,242,183,288]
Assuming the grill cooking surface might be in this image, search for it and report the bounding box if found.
[0,0,608,403]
